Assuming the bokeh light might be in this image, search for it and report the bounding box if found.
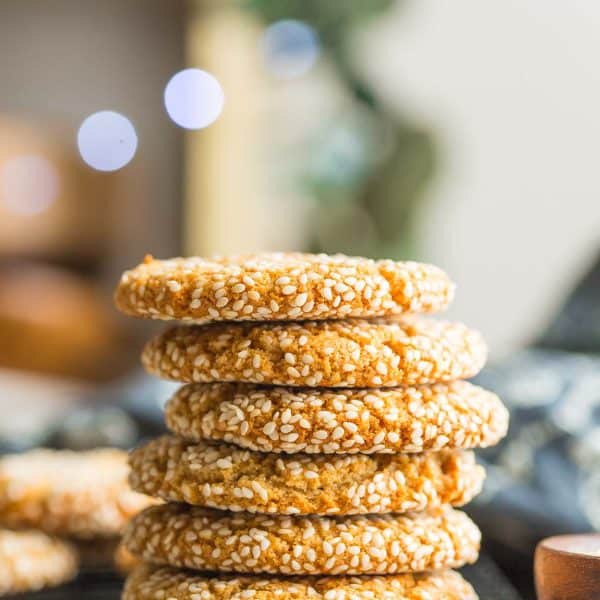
[262,20,320,79]
[164,68,224,130]
[0,155,60,216]
[77,110,138,171]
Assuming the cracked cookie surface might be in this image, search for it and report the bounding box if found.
[142,317,486,388]
[129,436,485,515]
[115,253,454,323]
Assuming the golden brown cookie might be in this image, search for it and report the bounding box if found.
[115,253,454,323]
[142,317,486,388]
[129,436,484,515]
[0,530,78,595]
[166,381,508,454]
[124,504,480,575]
[0,448,157,539]
[123,564,478,600]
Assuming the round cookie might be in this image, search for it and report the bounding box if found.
[142,317,486,388]
[123,564,478,600]
[0,530,78,595]
[115,253,454,323]
[166,381,508,454]
[124,504,481,575]
[0,448,157,538]
[129,436,485,515]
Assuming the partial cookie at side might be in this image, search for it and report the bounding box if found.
[0,530,78,596]
[166,381,508,454]
[142,317,486,388]
[129,436,485,515]
[123,564,478,600]
[0,448,156,538]
[115,253,454,323]
[124,504,480,575]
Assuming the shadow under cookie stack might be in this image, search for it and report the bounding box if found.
[116,253,509,600]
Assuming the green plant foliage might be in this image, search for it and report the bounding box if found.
[244,0,436,260]
[244,0,394,43]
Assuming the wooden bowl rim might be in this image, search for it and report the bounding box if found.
[538,533,600,560]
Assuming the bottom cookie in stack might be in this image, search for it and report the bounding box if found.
[124,564,477,600]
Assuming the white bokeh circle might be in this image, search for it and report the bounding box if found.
[77,111,138,172]
[164,68,224,130]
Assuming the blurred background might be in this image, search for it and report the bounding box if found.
[1,1,599,598]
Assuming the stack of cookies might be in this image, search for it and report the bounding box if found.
[116,253,509,600]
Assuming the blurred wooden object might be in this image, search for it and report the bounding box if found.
[535,534,600,600]
[184,2,272,255]
[0,117,119,263]
[0,263,130,380]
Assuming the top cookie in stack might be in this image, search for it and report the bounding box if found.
[115,253,455,323]
[117,253,508,600]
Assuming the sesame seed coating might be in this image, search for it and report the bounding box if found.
[123,564,478,600]
[115,253,454,324]
[0,448,157,539]
[142,317,486,388]
[129,436,485,516]
[166,382,508,454]
[0,530,78,595]
[123,504,480,575]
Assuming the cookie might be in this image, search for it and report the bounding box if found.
[115,253,454,323]
[129,436,484,515]
[124,504,480,575]
[142,317,486,388]
[130,435,484,515]
[166,381,508,454]
[0,530,78,595]
[123,564,478,600]
[0,448,157,538]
